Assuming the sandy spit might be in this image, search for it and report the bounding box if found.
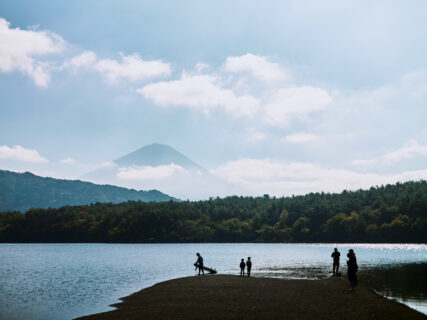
[76,275,426,320]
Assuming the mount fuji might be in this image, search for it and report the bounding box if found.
[82,143,235,200]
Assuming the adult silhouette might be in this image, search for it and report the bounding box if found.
[331,248,340,275]
[347,249,358,290]
[195,253,204,275]
[246,257,252,276]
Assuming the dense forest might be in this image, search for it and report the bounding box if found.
[0,180,426,243]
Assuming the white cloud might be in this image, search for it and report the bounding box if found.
[0,17,65,86]
[0,145,48,163]
[94,53,171,82]
[225,53,290,83]
[382,140,427,163]
[136,55,332,124]
[353,140,427,166]
[117,164,185,180]
[100,161,117,168]
[195,62,209,73]
[137,73,260,117]
[61,51,96,69]
[59,157,76,164]
[211,158,427,196]
[264,86,332,128]
[283,132,320,144]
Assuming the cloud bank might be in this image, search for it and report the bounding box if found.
[117,164,185,180]
[211,158,427,197]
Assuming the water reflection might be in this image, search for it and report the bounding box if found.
[360,263,427,315]
[256,262,427,315]
[256,266,330,279]
[255,262,427,314]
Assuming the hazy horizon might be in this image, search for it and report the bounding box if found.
[1,1,427,199]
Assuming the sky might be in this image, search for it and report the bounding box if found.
[1,0,427,198]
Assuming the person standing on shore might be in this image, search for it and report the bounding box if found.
[347,249,358,291]
[196,253,204,275]
[331,248,340,275]
[240,258,245,276]
[246,257,252,277]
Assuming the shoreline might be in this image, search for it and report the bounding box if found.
[76,275,426,320]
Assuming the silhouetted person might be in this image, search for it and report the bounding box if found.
[347,249,358,290]
[195,253,204,275]
[240,258,245,276]
[331,248,340,275]
[246,257,252,277]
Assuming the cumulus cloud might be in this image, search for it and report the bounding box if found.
[264,86,332,127]
[0,145,48,163]
[353,140,427,166]
[59,157,76,164]
[117,164,185,180]
[137,73,260,117]
[0,17,65,86]
[283,132,320,143]
[211,158,427,196]
[225,53,290,83]
[132,53,332,124]
[94,53,171,82]
[61,51,96,69]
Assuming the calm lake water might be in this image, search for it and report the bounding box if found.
[0,243,426,319]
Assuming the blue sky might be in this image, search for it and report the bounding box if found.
[1,0,427,198]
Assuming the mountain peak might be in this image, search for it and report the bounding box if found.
[114,143,205,171]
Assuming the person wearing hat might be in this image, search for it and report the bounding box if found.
[346,249,358,290]
[246,257,252,277]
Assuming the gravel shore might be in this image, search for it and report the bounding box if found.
[76,275,426,320]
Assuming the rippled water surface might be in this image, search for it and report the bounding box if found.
[0,243,426,319]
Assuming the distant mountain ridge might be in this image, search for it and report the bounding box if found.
[0,170,175,212]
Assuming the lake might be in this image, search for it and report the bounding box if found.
[0,243,426,319]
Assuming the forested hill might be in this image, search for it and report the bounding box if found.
[0,180,426,243]
[0,170,175,212]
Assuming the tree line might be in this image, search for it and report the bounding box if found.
[0,180,426,243]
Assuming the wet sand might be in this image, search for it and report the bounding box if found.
[76,275,426,320]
